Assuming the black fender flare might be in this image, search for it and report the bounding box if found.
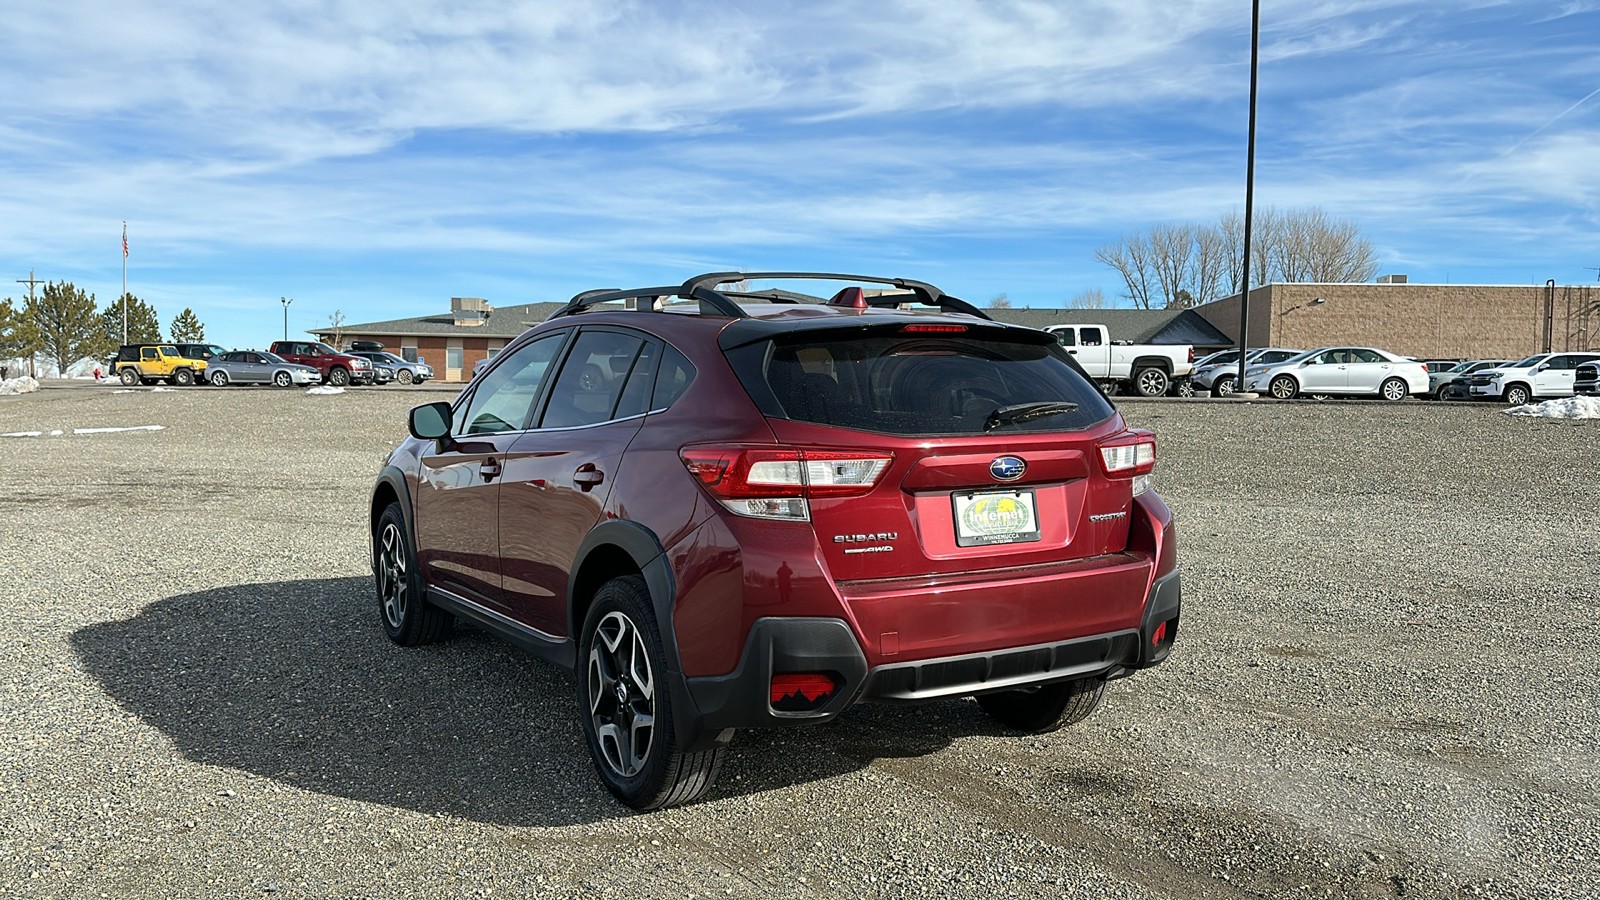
[369,465,416,556]
[567,519,680,670]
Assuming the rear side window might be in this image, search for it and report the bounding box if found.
[753,331,1114,435]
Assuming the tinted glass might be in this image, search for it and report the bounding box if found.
[651,346,696,410]
[539,331,648,429]
[614,342,660,419]
[758,331,1113,435]
[455,334,564,435]
[1261,350,1299,364]
[1350,349,1384,363]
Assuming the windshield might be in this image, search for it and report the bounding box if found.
[261,352,289,364]
[1510,355,1543,367]
[1200,350,1241,368]
[313,342,339,355]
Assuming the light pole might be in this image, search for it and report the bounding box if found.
[280,297,293,341]
[1234,0,1261,397]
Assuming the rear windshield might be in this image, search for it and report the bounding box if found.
[746,331,1114,435]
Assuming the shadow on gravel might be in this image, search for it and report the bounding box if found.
[70,578,986,823]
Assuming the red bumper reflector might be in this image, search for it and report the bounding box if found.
[770,673,839,710]
[1152,620,1168,645]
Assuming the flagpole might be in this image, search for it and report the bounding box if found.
[121,221,129,344]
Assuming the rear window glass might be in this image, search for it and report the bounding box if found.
[754,331,1114,435]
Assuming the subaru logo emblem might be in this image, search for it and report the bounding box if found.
[989,456,1026,481]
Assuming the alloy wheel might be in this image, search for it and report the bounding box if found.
[587,611,656,778]
[377,521,408,629]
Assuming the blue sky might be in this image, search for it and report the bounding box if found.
[2,0,1598,351]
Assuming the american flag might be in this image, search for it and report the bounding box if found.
[122,226,128,258]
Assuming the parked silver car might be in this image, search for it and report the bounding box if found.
[206,350,320,387]
[1244,347,1429,401]
[1193,347,1302,396]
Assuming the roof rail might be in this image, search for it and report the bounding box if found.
[546,271,991,322]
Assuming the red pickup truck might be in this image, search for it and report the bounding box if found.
[268,340,376,386]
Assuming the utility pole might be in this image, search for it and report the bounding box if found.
[16,270,43,378]
[281,296,293,341]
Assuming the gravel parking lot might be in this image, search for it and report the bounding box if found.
[1,384,1595,899]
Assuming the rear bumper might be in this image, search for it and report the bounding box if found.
[679,568,1181,744]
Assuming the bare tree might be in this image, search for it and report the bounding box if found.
[1149,224,1197,309]
[1094,234,1160,309]
[987,293,1012,309]
[1067,288,1106,309]
[327,309,347,350]
[1191,224,1232,306]
[1103,206,1377,305]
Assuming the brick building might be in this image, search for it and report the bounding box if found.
[1192,279,1598,360]
[314,298,562,383]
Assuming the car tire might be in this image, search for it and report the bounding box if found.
[1269,374,1299,400]
[210,370,229,387]
[1173,379,1195,398]
[1380,377,1408,401]
[1503,384,1531,406]
[327,367,350,387]
[1133,367,1169,397]
[1212,375,1236,397]
[976,677,1106,733]
[172,368,194,387]
[373,503,452,646]
[577,575,723,810]
[397,369,414,385]
[273,371,292,388]
[119,369,139,386]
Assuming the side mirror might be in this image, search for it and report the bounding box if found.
[409,401,453,441]
[1536,363,1550,372]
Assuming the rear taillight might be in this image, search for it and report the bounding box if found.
[1098,430,1156,496]
[1188,347,1195,363]
[681,446,893,520]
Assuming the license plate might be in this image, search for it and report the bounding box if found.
[952,490,1041,547]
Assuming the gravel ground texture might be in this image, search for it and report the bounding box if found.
[0,383,1595,900]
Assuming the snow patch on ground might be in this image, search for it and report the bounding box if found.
[150,387,176,393]
[306,386,345,395]
[74,425,166,434]
[2,425,164,437]
[1,376,41,395]
[1504,396,1600,419]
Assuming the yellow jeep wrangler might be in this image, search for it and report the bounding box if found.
[115,344,208,386]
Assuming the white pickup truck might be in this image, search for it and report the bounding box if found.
[1043,324,1195,397]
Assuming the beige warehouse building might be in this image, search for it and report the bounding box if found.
[1193,279,1598,360]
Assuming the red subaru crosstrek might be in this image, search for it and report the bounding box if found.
[369,272,1180,810]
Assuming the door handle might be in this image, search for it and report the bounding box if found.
[480,457,502,482]
[573,464,605,492]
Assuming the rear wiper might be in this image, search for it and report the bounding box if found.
[983,401,1079,432]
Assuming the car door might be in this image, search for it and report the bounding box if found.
[413,331,569,614]
[241,352,270,383]
[1297,350,1345,391]
[1534,355,1582,396]
[1343,348,1390,394]
[497,328,657,637]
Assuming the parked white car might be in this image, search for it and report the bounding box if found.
[1466,352,1600,405]
[1244,347,1428,401]
[1193,347,1302,396]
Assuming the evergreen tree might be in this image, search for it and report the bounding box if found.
[100,293,162,345]
[169,307,206,342]
[26,281,105,376]
[0,298,27,361]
